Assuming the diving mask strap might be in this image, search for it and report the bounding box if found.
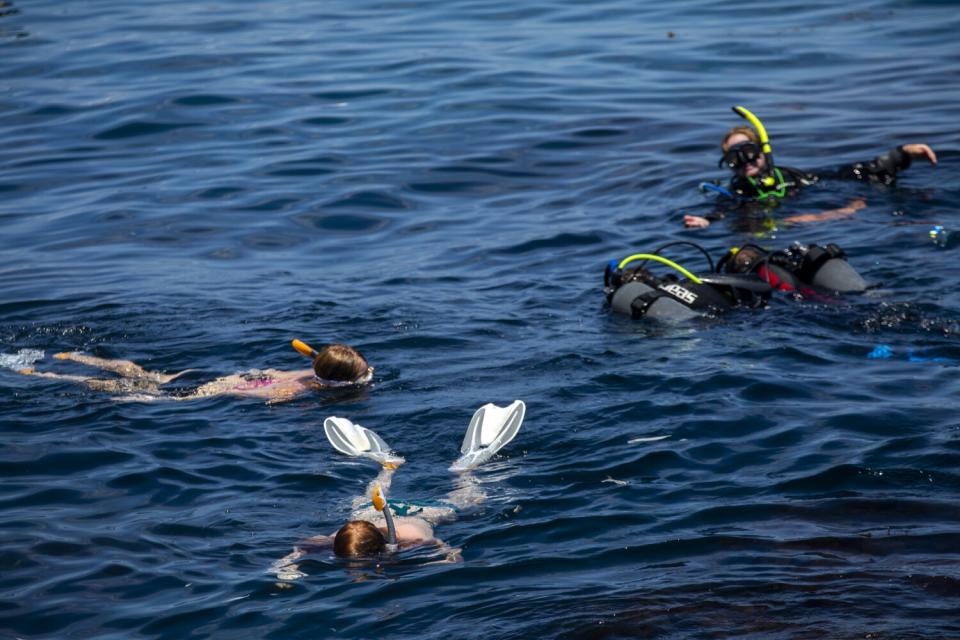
[313,367,374,387]
[372,484,399,552]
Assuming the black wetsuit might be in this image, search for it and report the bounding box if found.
[706,145,914,222]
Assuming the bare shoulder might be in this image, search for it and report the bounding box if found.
[263,369,311,380]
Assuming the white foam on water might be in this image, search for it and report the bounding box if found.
[627,434,671,444]
[0,348,45,370]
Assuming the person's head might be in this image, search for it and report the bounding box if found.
[312,344,372,385]
[720,126,765,177]
[334,520,386,557]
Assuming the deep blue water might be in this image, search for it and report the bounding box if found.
[3,0,960,637]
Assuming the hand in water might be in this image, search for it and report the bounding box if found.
[683,214,711,229]
[841,197,867,214]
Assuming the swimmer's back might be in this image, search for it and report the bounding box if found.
[394,517,433,542]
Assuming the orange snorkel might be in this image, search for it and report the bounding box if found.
[372,484,398,552]
[291,339,319,359]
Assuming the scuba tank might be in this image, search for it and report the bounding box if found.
[718,242,867,294]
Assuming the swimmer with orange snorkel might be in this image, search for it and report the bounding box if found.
[18,339,372,402]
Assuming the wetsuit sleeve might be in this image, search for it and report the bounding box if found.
[779,166,819,187]
[703,200,738,221]
[832,146,911,185]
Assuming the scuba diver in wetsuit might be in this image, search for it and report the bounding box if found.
[604,240,867,322]
[683,106,938,230]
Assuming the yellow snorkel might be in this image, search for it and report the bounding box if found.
[617,253,703,285]
[732,106,777,188]
[372,484,399,552]
[291,339,319,359]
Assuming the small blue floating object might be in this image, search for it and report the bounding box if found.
[868,344,956,364]
[906,349,954,364]
[868,344,893,359]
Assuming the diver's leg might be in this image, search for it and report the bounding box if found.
[53,352,186,384]
[443,473,487,511]
[19,369,90,383]
[19,369,150,394]
[351,465,397,513]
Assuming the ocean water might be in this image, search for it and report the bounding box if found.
[2,0,960,637]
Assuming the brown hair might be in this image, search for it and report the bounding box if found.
[312,344,369,382]
[721,126,759,151]
[333,520,386,557]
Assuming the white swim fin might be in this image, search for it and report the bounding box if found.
[323,417,405,466]
[449,400,525,472]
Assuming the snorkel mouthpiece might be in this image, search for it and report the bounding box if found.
[373,484,398,552]
[731,105,777,188]
[291,339,319,359]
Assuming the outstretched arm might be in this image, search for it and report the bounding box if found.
[783,198,866,225]
[269,548,308,580]
[422,537,463,565]
[268,534,335,581]
[835,144,936,184]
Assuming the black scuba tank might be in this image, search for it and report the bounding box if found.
[796,243,867,293]
[605,264,737,321]
[721,243,867,294]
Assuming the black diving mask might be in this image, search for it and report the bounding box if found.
[719,142,761,170]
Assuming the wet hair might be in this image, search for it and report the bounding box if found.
[333,520,386,557]
[721,126,759,151]
[312,344,369,383]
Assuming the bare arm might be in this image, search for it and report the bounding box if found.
[269,548,308,581]
[902,143,937,166]
[783,198,866,225]
[422,538,463,565]
[268,534,335,581]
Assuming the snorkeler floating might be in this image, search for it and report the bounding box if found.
[604,240,866,321]
[684,106,937,229]
[18,339,372,403]
[270,400,526,579]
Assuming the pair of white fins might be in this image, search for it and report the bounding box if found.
[323,400,525,472]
